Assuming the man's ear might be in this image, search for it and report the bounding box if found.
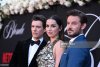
[81,23,86,30]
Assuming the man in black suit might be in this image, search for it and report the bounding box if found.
[9,15,47,67]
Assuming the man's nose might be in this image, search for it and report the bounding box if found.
[67,24,72,29]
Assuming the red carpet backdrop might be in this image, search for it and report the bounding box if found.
[0,0,100,67]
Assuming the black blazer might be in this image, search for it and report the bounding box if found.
[9,38,47,67]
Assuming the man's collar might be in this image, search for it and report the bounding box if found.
[31,37,43,44]
[69,34,84,44]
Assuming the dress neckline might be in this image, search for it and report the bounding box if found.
[48,39,59,46]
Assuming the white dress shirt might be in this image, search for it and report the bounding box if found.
[28,37,43,66]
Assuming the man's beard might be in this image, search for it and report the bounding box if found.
[67,32,80,38]
[67,28,81,38]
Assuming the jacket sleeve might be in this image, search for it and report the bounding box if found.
[9,41,22,67]
[67,48,90,67]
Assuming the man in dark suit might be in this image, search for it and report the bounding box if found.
[59,9,91,67]
[9,15,47,67]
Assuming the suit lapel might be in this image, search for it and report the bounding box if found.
[29,39,47,67]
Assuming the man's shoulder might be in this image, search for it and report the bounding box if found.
[16,37,31,46]
[75,35,86,41]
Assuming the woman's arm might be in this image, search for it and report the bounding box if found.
[53,40,65,67]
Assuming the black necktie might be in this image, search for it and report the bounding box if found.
[30,40,40,46]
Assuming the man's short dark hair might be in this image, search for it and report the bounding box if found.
[32,15,46,29]
[66,9,87,24]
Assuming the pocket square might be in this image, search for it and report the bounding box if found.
[63,53,67,54]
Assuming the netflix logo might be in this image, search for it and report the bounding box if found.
[2,52,13,64]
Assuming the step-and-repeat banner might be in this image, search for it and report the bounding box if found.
[0,1,100,67]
